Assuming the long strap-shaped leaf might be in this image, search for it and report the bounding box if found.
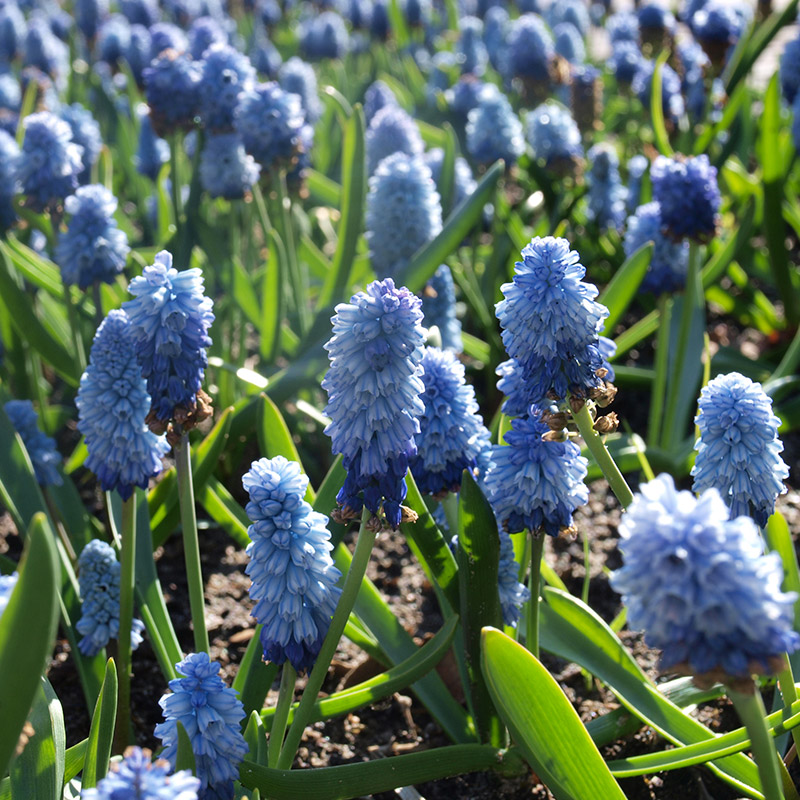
[81,659,118,790]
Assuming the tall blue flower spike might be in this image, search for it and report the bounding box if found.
[135,106,170,180]
[76,311,169,499]
[495,237,610,412]
[586,142,626,231]
[365,104,424,176]
[199,133,260,199]
[56,184,130,289]
[365,152,442,279]
[123,250,215,429]
[484,411,589,536]
[364,79,397,124]
[525,101,583,170]
[422,264,463,353]
[82,746,201,800]
[188,15,227,59]
[611,474,799,679]
[149,22,188,58]
[59,103,102,184]
[155,652,248,800]
[243,456,342,671]
[279,57,323,123]
[626,154,648,212]
[4,400,62,486]
[143,50,202,136]
[466,84,524,166]
[0,572,18,620]
[424,148,476,210]
[692,372,789,527]
[505,13,554,82]
[76,540,145,656]
[633,59,685,126]
[197,44,255,132]
[323,278,426,529]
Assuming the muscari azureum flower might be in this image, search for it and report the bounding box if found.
[56,184,130,289]
[279,57,323,124]
[188,16,227,60]
[495,236,610,413]
[586,142,627,231]
[81,746,201,800]
[364,80,397,125]
[143,50,202,136]
[5,399,62,486]
[692,372,789,527]
[610,474,799,680]
[199,133,260,199]
[424,148,476,210]
[626,154,648,212]
[136,105,170,180]
[155,652,248,800]
[0,571,17,620]
[466,84,525,166]
[123,251,214,429]
[504,13,554,83]
[76,539,145,656]
[77,310,169,498]
[322,278,426,529]
[525,101,583,171]
[780,33,800,104]
[422,264,463,353]
[243,456,342,672]
[59,103,102,184]
[198,44,255,132]
[365,104,424,176]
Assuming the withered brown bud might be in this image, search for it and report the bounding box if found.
[593,413,619,434]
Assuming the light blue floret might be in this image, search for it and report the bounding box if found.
[525,101,583,168]
[505,13,554,81]
[279,57,323,123]
[692,372,789,527]
[4,399,62,486]
[366,104,424,175]
[199,132,260,198]
[466,84,524,166]
[422,264,463,353]
[243,456,342,672]
[198,43,255,131]
[624,201,688,293]
[135,106,170,180]
[586,142,626,231]
[610,474,799,677]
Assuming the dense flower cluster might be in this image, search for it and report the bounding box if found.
[81,747,201,800]
[422,264,462,353]
[692,373,789,527]
[586,143,626,231]
[526,102,583,169]
[505,13,553,82]
[424,148,476,210]
[59,104,102,183]
[323,278,426,528]
[364,79,397,124]
[243,456,342,671]
[155,652,248,800]
[366,104,424,176]
[279,56,323,123]
[76,539,145,656]
[123,251,215,426]
[76,311,169,498]
[199,133,260,199]
[143,50,202,135]
[136,107,170,180]
[611,474,799,678]
[5,399,62,487]
[466,84,524,166]
[198,44,255,131]
[633,59,685,126]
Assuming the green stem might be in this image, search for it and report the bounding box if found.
[573,403,635,509]
[175,433,209,654]
[63,282,86,372]
[169,134,182,234]
[729,685,785,800]
[778,662,800,753]
[114,495,136,753]
[647,294,672,447]
[278,511,376,769]
[526,532,545,659]
[268,664,297,768]
[274,171,310,334]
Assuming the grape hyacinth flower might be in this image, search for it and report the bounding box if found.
[498,529,530,626]
[410,347,488,496]
[651,153,721,241]
[525,101,583,172]
[279,57,323,124]
[199,133,260,199]
[586,143,626,230]
[610,474,799,679]
[149,22,188,58]
[424,148,476,211]
[495,237,610,412]
[4,399,62,486]
[505,13,554,84]
[364,80,397,124]
[59,104,102,184]
[365,153,442,279]
[366,104,424,176]
[457,16,488,75]
[466,84,525,167]
[155,652,248,800]
[422,264,463,352]
[448,76,485,118]
[692,373,789,527]
[198,44,255,132]
[626,154,648,212]
[299,11,349,60]
[692,0,748,65]
[633,59,685,127]
[322,278,426,529]
[143,50,202,136]
[135,106,170,180]
[82,747,201,800]
[188,15,227,59]
[56,184,130,289]
[485,412,589,536]
[610,40,644,86]
[125,23,153,85]
[243,456,342,671]
[624,202,689,293]
[96,14,132,66]
[17,111,84,212]
[547,0,590,37]
[607,10,639,42]
[554,22,585,64]
[123,251,215,430]
[0,572,17,620]
[76,539,145,656]
[77,311,169,497]
[0,3,25,62]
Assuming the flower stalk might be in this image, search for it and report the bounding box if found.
[114,494,136,753]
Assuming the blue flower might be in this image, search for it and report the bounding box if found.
[121,0,160,26]
[423,147,476,211]
[366,104,424,176]
[403,0,431,26]
[243,456,342,672]
[466,84,524,166]
[610,40,643,85]
[136,106,170,180]
[484,412,589,536]
[56,184,130,289]
[199,133,260,199]
[692,373,789,527]
[82,746,201,800]
[793,94,800,152]
[410,347,488,495]
[4,399,62,486]
[586,143,626,231]
[198,44,255,132]
[547,0,589,35]
[495,237,610,411]
[497,528,530,626]
[370,0,389,40]
[322,278,426,529]
[365,152,442,279]
[144,50,202,136]
[651,153,720,240]
[0,3,25,61]
[610,474,799,679]
[607,10,639,41]
[76,540,145,656]
[0,129,19,230]
[77,311,169,498]
[693,0,747,58]
[24,18,69,84]
[525,102,583,170]
[447,76,485,118]
[505,13,554,82]
[17,111,84,212]
[422,264,463,353]
[124,24,152,85]
[149,22,188,58]
[633,59,685,126]
[155,652,248,800]
[554,22,585,64]
[250,36,283,78]
[780,34,800,104]
[483,6,509,71]
[626,154,648,212]
[0,74,21,113]
[0,571,18,620]
[279,57,323,124]
[624,201,688,294]
[300,11,349,60]
[76,0,108,40]
[364,80,397,125]
[235,81,305,170]
[123,251,215,427]
[188,15,228,59]
[96,15,131,67]
[457,16,488,76]
[638,2,676,34]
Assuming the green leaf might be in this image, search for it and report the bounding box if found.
[64,739,88,785]
[599,242,652,335]
[650,52,674,157]
[233,627,279,720]
[0,514,60,779]
[437,124,457,218]
[9,678,65,800]
[765,512,800,629]
[312,455,346,547]
[244,711,269,767]
[260,230,286,361]
[233,258,261,327]
[175,721,197,775]
[81,659,118,790]
[1,237,62,298]
[395,161,503,291]
[198,478,250,548]
[388,0,410,47]
[305,170,341,206]
[482,627,626,800]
